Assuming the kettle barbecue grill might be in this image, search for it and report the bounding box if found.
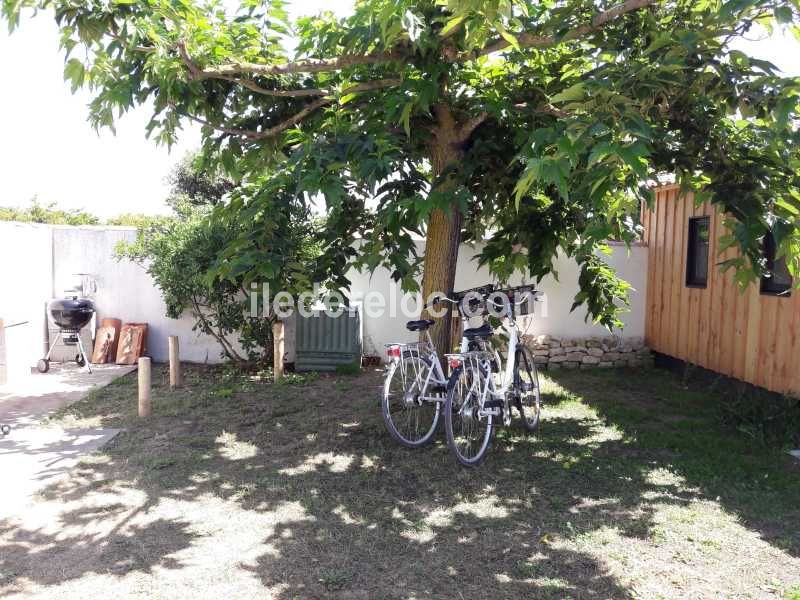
[38,296,96,374]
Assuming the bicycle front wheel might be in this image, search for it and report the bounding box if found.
[381,352,441,448]
[444,364,493,467]
[514,347,541,432]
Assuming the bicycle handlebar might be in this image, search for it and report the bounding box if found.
[423,284,537,312]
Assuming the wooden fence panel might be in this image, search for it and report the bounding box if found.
[643,186,799,397]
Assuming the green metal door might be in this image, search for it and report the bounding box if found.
[295,309,361,372]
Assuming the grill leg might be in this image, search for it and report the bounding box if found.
[76,335,92,374]
[44,332,62,361]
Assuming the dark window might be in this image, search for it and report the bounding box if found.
[761,232,792,296]
[686,216,710,287]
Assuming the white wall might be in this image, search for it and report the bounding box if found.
[1,221,648,372]
[346,241,648,358]
[0,222,234,373]
[51,226,236,364]
[0,222,53,381]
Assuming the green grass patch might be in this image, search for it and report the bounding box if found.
[9,364,799,599]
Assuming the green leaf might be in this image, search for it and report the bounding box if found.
[495,22,519,50]
[440,15,465,36]
[775,6,793,23]
[63,58,85,92]
[587,142,613,167]
[398,102,413,137]
[551,83,586,104]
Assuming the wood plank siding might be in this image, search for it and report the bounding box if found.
[644,185,800,397]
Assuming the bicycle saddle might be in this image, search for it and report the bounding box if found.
[406,319,435,332]
[463,323,493,339]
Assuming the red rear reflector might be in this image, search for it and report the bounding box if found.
[449,357,462,369]
[387,346,401,358]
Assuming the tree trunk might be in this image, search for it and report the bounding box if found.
[421,104,464,355]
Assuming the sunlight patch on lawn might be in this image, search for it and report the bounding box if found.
[644,467,687,488]
[400,527,437,544]
[427,494,513,527]
[538,376,583,406]
[360,454,379,470]
[565,422,624,447]
[215,431,258,461]
[278,452,354,475]
[567,497,623,515]
[400,494,514,544]
[332,504,365,526]
[573,525,623,547]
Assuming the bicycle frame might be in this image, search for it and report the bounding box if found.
[449,293,534,422]
[385,305,490,404]
[384,284,524,409]
[491,316,521,397]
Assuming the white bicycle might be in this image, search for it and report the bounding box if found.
[444,287,542,466]
[381,285,499,449]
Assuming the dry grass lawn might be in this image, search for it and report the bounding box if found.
[1,364,799,599]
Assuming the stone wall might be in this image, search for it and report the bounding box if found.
[523,334,654,370]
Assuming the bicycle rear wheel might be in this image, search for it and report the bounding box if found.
[382,352,441,448]
[514,347,541,432]
[444,364,493,466]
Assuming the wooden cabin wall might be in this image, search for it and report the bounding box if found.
[643,185,800,397]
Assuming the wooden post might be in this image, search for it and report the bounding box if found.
[272,321,285,382]
[168,336,182,388]
[138,357,152,417]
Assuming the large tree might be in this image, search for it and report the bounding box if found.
[4,0,800,353]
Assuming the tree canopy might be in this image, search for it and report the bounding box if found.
[0,197,100,226]
[4,0,800,351]
[115,155,321,364]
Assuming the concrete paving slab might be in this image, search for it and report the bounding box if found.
[0,364,136,428]
[1,427,122,516]
[0,364,135,516]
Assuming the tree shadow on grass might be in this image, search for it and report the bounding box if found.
[2,365,797,598]
[0,505,195,592]
[548,367,800,558]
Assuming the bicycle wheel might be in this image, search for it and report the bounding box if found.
[514,346,541,432]
[444,363,493,466]
[381,351,441,448]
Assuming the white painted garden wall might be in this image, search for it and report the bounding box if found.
[0,222,234,380]
[0,221,647,376]
[0,222,53,382]
[347,240,648,358]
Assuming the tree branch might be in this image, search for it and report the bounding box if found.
[195,50,405,78]
[464,0,661,60]
[174,77,401,140]
[456,111,488,143]
[514,102,569,118]
[216,75,328,97]
[230,77,402,99]
[179,41,402,98]
[179,97,330,140]
[190,296,246,363]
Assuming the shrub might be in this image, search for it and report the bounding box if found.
[0,197,99,225]
[116,157,322,366]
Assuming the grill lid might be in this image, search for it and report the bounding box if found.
[48,297,96,330]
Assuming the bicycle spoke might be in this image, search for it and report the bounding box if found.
[515,348,541,431]
[446,364,492,465]
[382,353,441,448]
